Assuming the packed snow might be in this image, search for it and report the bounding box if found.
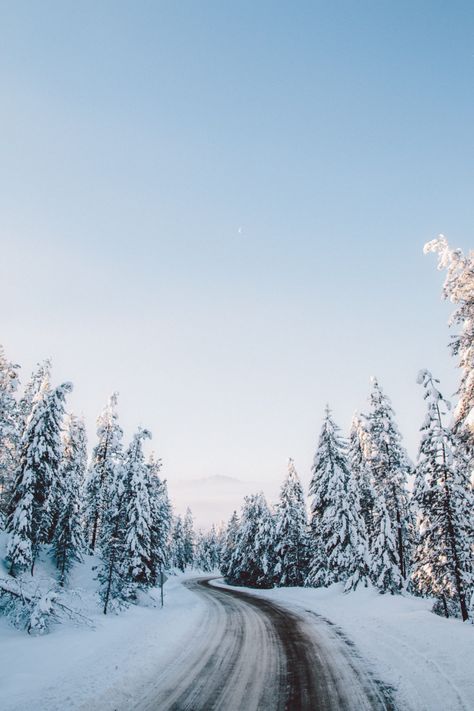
[1,560,473,711]
[212,578,474,711]
[0,560,206,711]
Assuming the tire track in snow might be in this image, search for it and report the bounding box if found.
[134,577,394,711]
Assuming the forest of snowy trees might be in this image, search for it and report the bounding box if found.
[0,236,473,632]
[0,369,181,623]
[221,237,474,621]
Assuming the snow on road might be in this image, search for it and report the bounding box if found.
[1,572,473,711]
[213,579,474,711]
[134,577,391,711]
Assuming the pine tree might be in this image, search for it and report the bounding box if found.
[183,507,195,568]
[98,463,127,614]
[147,453,172,584]
[0,346,20,520]
[306,407,370,590]
[274,459,308,587]
[412,370,473,620]
[228,493,275,588]
[86,393,123,552]
[122,429,154,591]
[424,237,474,453]
[171,516,187,572]
[220,511,239,581]
[365,378,412,582]
[207,525,221,570]
[53,415,87,586]
[6,382,73,575]
[17,359,51,437]
[194,530,206,570]
[348,414,376,542]
[370,495,402,594]
[194,528,220,572]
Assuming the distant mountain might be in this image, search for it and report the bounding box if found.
[194,474,243,485]
[168,474,258,530]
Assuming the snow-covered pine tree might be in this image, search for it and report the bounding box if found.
[365,378,412,583]
[220,510,239,581]
[53,415,87,586]
[306,407,370,591]
[171,516,187,571]
[6,382,73,575]
[274,459,308,587]
[194,528,220,572]
[183,507,195,568]
[207,525,221,570]
[424,237,474,454]
[193,530,206,570]
[147,452,172,584]
[348,414,376,543]
[98,462,127,614]
[345,461,373,592]
[412,370,473,620]
[122,429,154,592]
[86,393,123,552]
[17,359,51,438]
[199,525,221,571]
[228,492,275,588]
[0,346,20,520]
[370,494,402,594]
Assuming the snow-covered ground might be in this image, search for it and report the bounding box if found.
[0,560,206,711]
[212,579,474,711]
[1,562,473,711]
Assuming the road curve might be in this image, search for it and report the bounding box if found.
[134,577,394,711]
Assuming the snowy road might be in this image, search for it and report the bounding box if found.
[134,577,394,711]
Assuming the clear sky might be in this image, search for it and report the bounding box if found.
[1,2,473,525]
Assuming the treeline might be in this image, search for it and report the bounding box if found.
[1,235,473,627]
[0,362,202,619]
[220,237,474,621]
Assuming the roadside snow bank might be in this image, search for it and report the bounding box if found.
[212,579,473,711]
[0,571,206,711]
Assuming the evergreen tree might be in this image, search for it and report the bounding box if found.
[412,370,473,620]
[183,507,195,568]
[306,407,370,590]
[194,528,220,572]
[122,429,154,591]
[424,237,474,453]
[86,393,123,552]
[171,516,187,571]
[370,495,402,594]
[228,493,275,588]
[202,525,221,571]
[17,359,51,437]
[147,452,172,584]
[274,459,308,586]
[6,382,73,575]
[98,463,127,614]
[365,378,412,582]
[220,511,239,581]
[53,415,87,585]
[194,530,206,570]
[0,346,20,519]
[348,414,376,542]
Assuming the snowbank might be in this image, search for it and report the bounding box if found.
[0,565,206,711]
[212,579,474,711]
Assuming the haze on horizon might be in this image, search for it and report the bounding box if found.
[1,2,473,526]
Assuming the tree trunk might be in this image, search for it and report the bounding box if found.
[90,512,99,553]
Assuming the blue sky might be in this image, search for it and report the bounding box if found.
[1,2,473,521]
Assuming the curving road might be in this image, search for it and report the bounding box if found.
[134,577,394,711]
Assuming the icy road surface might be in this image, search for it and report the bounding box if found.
[134,577,394,711]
